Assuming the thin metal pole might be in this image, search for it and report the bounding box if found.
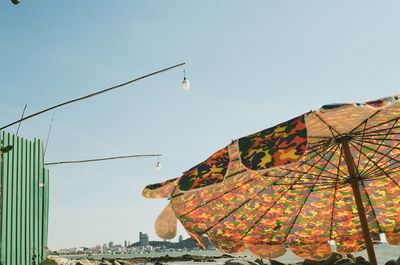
[341,141,377,265]
[45,154,161,166]
[0,63,185,131]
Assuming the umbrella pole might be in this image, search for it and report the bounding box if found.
[341,141,378,265]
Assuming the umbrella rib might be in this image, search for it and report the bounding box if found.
[352,148,400,189]
[306,140,336,151]
[378,166,400,177]
[300,160,344,179]
[302,145,348,178]
[272,183,336,187]
[239,143,339,241]
[308,185,337,192]
[349,141,400,188]
[352,121,400,135]
[350,138,400,178]
[270,144,339,186]
[352,138,400,152]
[353,136,400,142]
[282,144,340,243]
[307,141,338,153]
[308,136,336,139]
[352,147,400,182]
[356,121,368,170]
[382,173,400,189]
[352,135,400,156]
[199,184,273,234]
[276,168,338,180]
[315,113,342,138]
[351,147,400,235]
[196,145,338,234]
[267,143,338,185]
[284,152,342,179]
[362,176,390,182]
[179,177,257,217]
[198,157,333,236]
[172,139,333,199]
[354,130,400,137]
[349,110,381,135]
[351,142,400,178]
[352,119,398,176]
[329,146,343,240]
[364,149,400,178]
[354,115,400,135]
[348,141,383,233]
[179,143,333,215]
[359,180,383,233]
[238,185,294,241]
[379,171,400,189]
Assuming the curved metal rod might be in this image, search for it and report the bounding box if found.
[45,154,161,166]
[0,62,185,131]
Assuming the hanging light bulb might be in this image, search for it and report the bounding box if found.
[182,70,190,91]
[156,161,161,171]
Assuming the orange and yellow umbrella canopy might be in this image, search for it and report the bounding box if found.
[143,95,400,265]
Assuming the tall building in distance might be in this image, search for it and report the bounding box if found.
[108,241,114,249]
[139,232,149,246]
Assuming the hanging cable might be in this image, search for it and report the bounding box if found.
[15,104,27,136]
[44,113,55,155]
[0,62,185,131]
[156,156,162,171]
[45,154,161,166]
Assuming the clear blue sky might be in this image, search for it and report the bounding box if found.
[1,1,399,249]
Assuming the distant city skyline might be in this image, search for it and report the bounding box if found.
[54,231,184,251]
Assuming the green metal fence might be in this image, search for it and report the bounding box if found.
[0,132,49,265]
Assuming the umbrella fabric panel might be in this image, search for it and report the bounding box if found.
[285,188,334,244]
[178,175,268,234]
[386,232,400,245]
[170,143,255,217]
[174,142,281,240]
[290,242,332,261]
[335,233,381,253]
[177,147,230,191]
[203,183,292,242]
[363,177,400,233]
[238,115,307,170]
[142,178,178,198]
[331,185,380,251]
[246,244,287,259]
[205,183,289,246]
[306,96,400,144]
[243,187,318,244]
[265,143,348,191]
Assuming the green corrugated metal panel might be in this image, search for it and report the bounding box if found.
[0,132,49,265]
